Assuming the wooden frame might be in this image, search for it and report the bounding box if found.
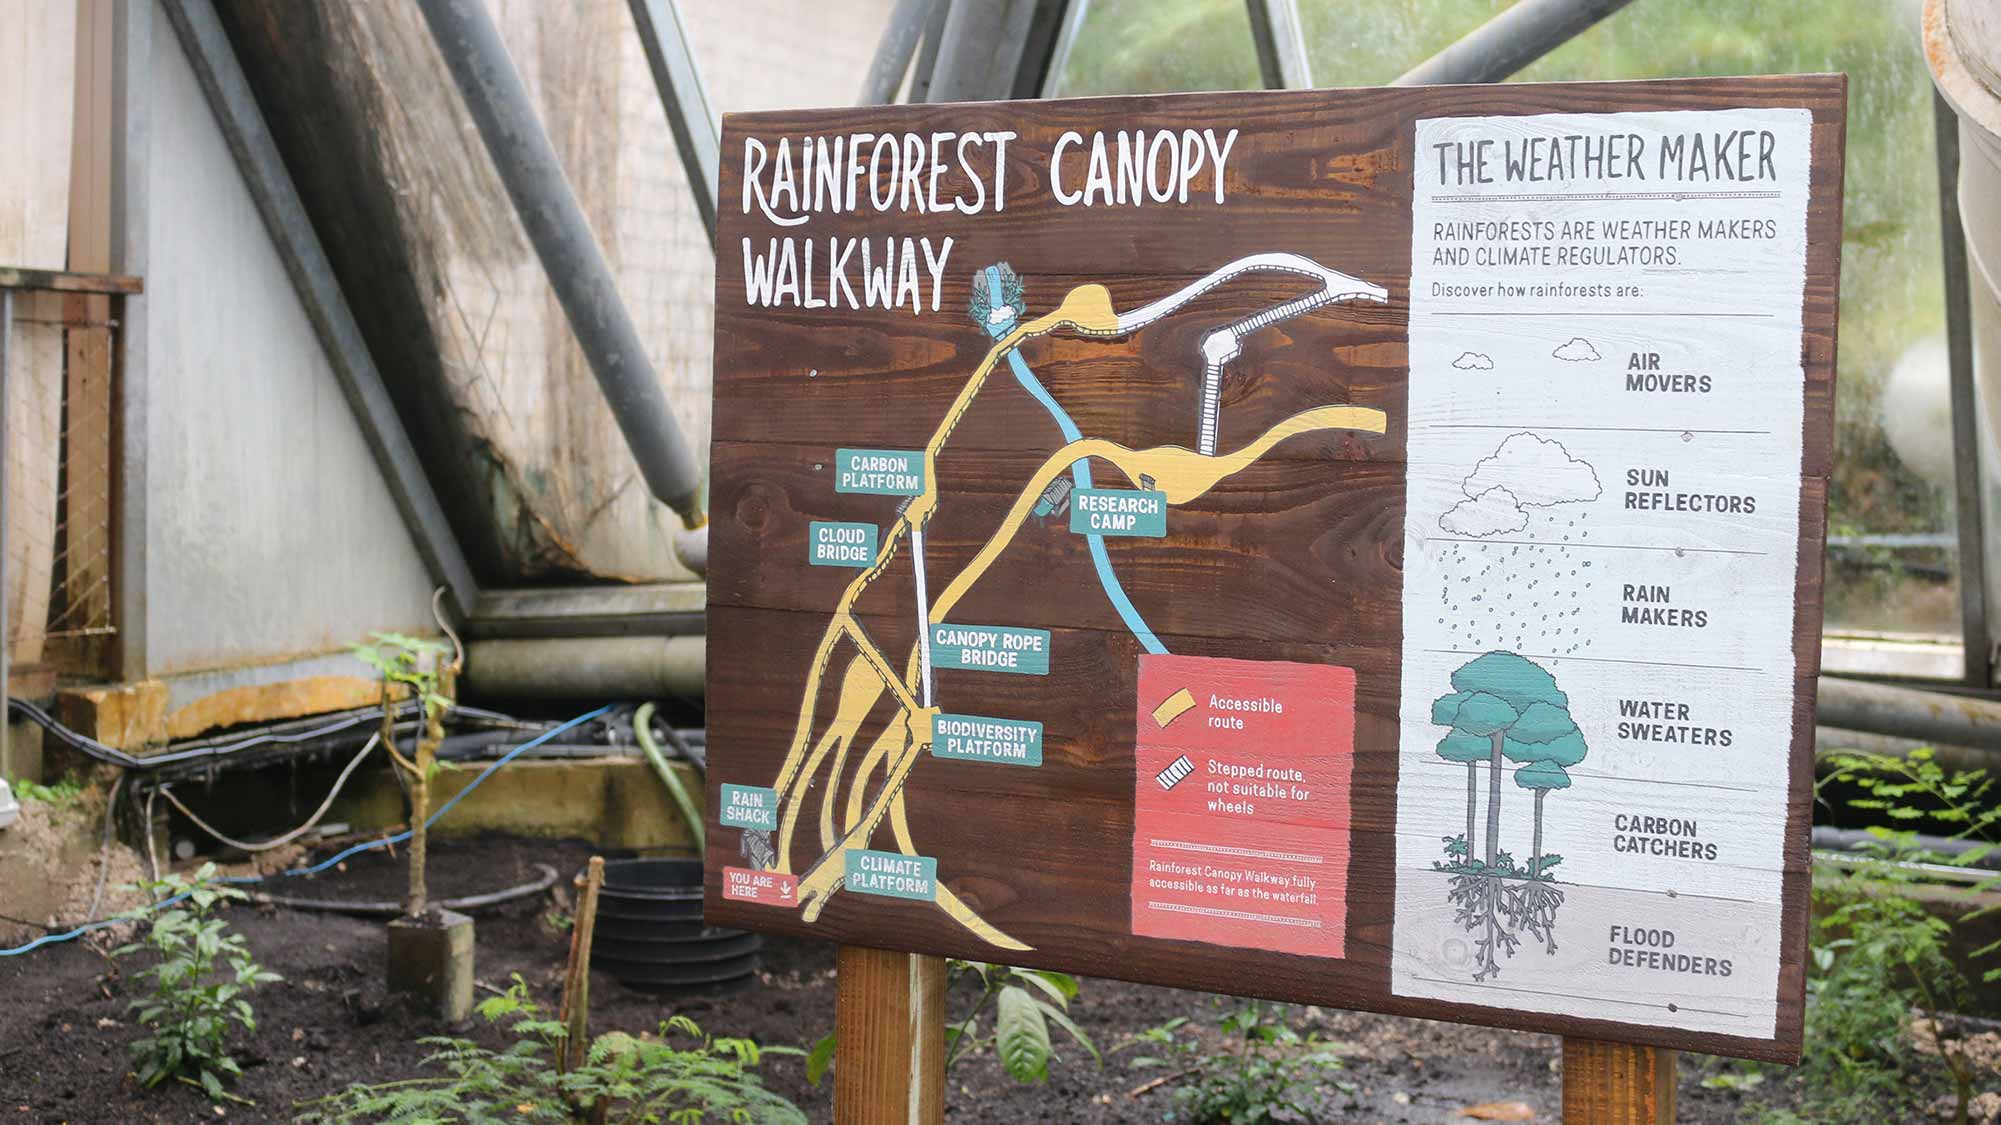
[705,76,1845,1064]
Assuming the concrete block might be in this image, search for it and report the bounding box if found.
[387,909,475,1022]
[332,756,703,852]
[55,679,167,750]
[2,718,44,783]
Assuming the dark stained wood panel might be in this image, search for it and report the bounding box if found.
[705,75,1845,1064]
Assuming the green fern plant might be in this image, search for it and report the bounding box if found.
[297,975,804,1123]
[114,863,280,1101]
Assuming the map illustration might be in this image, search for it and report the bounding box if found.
[731,253,1390,949]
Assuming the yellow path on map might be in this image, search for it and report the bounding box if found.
[762,282,1387,950]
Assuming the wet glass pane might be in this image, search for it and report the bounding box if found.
[1055,0,1960,663]
[1051,0,1264,96]
[1510,2,1957,651]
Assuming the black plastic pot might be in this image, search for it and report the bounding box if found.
[589,858,761,992]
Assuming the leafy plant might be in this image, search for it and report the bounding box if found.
[807,959,1098,1090]
[1126,1000,1347,1123]
[8,773,84,806]
[114,863,280,1101]
[947,961,1098,1083]
[298,975,804,1124]
[351,631,456,916]
[1796,748,2001,1124]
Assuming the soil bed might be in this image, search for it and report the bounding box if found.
[0,835,1859,1122]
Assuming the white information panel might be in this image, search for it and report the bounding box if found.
[1392,108,1813,1037]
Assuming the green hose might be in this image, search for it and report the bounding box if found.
[635,702,704,852]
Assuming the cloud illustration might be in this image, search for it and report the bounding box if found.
[1438,487,1529,538]
[1462,432,1602,508]
[1452,351,1494,371]
[1552,337,1601,362]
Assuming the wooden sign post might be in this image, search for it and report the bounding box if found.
[704,76,1846,1122]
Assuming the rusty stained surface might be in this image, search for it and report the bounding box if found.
[215,0,690,583]
[1928,0,2001,137]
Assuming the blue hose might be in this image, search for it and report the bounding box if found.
[0,704,613,957]
[979,268,1167,657]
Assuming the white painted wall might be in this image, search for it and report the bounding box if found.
[139,10,436,678]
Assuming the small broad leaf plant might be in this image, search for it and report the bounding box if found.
[115,863,281,1101]
[806,960,1098,1089]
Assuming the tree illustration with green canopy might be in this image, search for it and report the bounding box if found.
[1429,651,1588,978]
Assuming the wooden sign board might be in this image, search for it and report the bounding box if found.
[704,76,1845,1063]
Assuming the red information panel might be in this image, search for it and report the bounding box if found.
[1131,655,1355,959]
[721,866,799,907]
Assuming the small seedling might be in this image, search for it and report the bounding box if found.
[114,863,280,1101]
[297,975,804,1123]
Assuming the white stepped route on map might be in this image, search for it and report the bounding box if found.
[1111,251,1389,454]
[904,250,1389,697]
[912,526,934,707]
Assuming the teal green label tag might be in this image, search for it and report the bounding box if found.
[844,850,937,900]
[931,714,1043,766]
[930,624,1050,675]
[835,449,925,495]
[719,784,778,831]
[1069,488,1167,536]
[809,521,877,567]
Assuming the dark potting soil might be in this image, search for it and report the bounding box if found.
[0,836,1802,1122]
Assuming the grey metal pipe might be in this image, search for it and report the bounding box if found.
[1392,0,1637,87]
[461,636,704,702]
[860,0,937,105]
[1245,0,1313,90]
[627,0,720,241]
[417,0,706,530]
[1817,676,2001,752]
[1937,89,1991,687]
[1814,724,2001,778]
[1813,826,2001,871]
[927,0,1041,103]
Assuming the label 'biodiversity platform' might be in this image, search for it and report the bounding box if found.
[835,448,925,495]
[930,624,1051,674]
[931,713,1044,766]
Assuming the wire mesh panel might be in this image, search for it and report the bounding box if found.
[5,293,117,683]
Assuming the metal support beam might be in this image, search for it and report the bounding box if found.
[418,0,707,531]
[926,0,1070,104]
[627,0,720,241]
[859,0,937,105]
[1392,0,1636,87]
[1245,0,1313,90]
[1938,89,1992,687]
[112,0,150,680]
[2,287,12,773]
[1039,0,1091,97]
[1006,0,1074,100]
[906,0,953,104]
[157,0,480,618]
